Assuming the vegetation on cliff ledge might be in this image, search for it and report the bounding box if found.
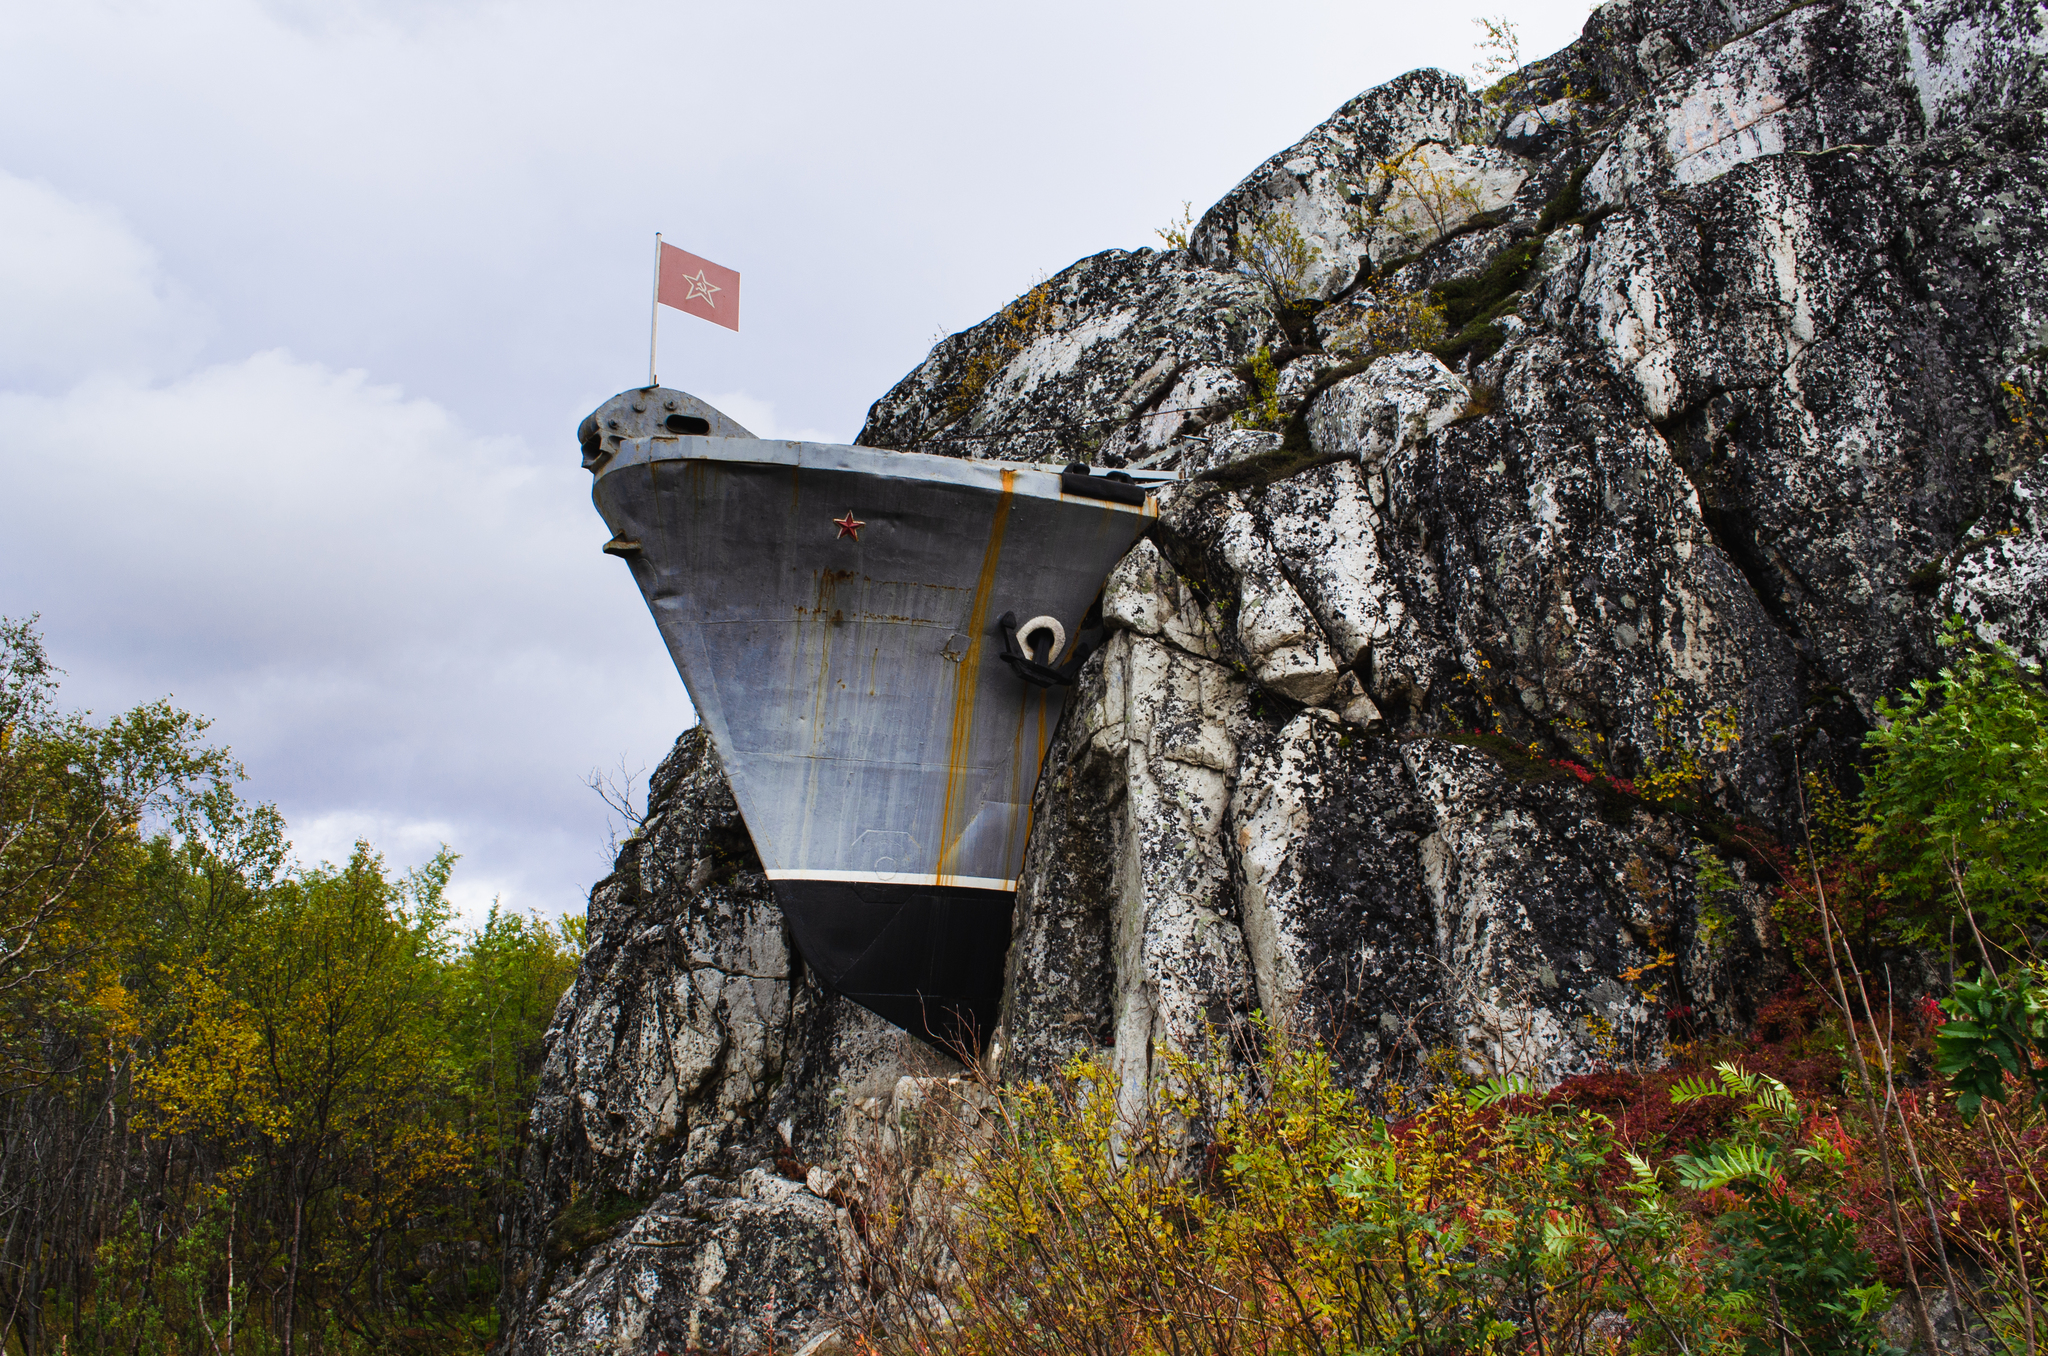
[847,627,2047,1356]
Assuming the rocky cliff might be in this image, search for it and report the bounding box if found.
[502,0,2048,1348]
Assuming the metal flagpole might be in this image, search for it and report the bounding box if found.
[648,232,663,388]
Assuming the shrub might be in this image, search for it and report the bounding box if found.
[1471,16,1522,94]
[1937,965,2048,1119]
[1231,208,1321,311]
[1156,200,1196,251]
[853,1026,1920,1356]
[1368,148,1487,251]
[1858,620,2048,950]
[1667,1065,1895,1354]
[944,284,1054,423]
[1325,291,1449,361]
[1233,345,1283,431]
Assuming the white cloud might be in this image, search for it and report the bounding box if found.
[697,390,845,445]
[0,0,1600,446]
[287,807,517,925]
[0,339,688,926]
[287,807,460,876]
[0,170,209,390]
[0,0,1605,930]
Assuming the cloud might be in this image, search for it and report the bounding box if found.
[0,0,1600,448]
[0,0,1607,928]
[697,390,845,445]
[0,169,210,390]
[287,807,516,924]
[0,343,688,924]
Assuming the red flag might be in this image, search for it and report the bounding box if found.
[657,243,740,332]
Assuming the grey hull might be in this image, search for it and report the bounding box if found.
[584,387,1155,1046]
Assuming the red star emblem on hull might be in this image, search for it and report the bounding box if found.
[833,510,865,540]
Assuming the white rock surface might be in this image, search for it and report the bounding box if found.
[507,0,2048,1344]
[1306,353,1471,466]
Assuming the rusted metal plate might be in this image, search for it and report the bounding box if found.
[585,386,1156,1046]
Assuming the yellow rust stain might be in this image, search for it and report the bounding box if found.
[814,568,857,610]
[935,469,1015,883]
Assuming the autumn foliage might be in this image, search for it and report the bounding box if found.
[0,619,579,1355]
[844,627,2048,1356]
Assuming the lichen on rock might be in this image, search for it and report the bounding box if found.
[503,0,2048,1343]
[498,730,958,1355]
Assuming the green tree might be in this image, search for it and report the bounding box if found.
[144,845,469,1354]
[1860,620,2048,948]
[0,617,583,1355]
[0,617,245,1352]
[445,904,582,1285]
[0,616,234,1084]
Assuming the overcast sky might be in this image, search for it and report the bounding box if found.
[0,0,1595,927]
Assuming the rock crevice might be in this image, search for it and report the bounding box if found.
[503,0,2048,1346]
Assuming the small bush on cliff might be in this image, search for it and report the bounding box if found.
[1368,147,1489,252]
[1470,16,1523,95]
[1325,290,1450,361]
[943,284,1054,424]
[1231,208,1321,311]
[1232,345,1283,430]
[1858,620,2048,950]
[1156,200,1197,251]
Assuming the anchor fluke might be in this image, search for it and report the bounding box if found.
[996,610,1097,688]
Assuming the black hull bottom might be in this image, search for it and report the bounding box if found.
[772,879,1014,1054]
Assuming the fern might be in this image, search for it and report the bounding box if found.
[1465,1074,1536,1108]
[1741,1074,1798,1123]
[1669,1074,1725,1104]
[1619,1152,1663,1201]
[1715,1062,1758,1096]
[1673,1142,1780,1191]
[1672,1063,1797,1120]
[1542,1213,1588,1258]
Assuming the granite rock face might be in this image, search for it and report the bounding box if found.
[505,0,2048,1345]
[498,730,958,1356]
[1945,454,2048,667]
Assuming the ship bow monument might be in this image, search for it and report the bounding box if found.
[582,372,1158,1049]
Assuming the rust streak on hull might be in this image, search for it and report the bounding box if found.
[583,386,1160,1048]
[935,468,1015,883]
